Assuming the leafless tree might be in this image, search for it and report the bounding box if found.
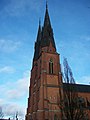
[15,111,18,120]
[0,106,4,119]
[59,58,89,120]
[15,111,24,120]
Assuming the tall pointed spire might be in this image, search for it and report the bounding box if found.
[34,2,56,61]
[44,1,51,28]
[41,2,56,50]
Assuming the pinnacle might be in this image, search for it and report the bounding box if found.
[44,2,51,27]
[36,19,41,42]
[46,0,48,10]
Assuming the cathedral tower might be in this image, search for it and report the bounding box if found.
[26,3,63,120]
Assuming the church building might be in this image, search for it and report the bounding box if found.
[25,3,90,120]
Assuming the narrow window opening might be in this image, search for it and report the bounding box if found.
[49,59,53,74]
[54,114,58,120]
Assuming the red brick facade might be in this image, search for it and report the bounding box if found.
[26,43,63,120]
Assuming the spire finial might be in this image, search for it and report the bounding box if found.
[46,0,48,9]
[39,18,41,26]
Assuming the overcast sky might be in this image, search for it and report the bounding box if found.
[0,0,90,119]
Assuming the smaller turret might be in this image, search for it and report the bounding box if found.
[36,19,41,42]
[33,20,41,60]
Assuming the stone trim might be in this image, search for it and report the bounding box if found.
[44,84,61,88]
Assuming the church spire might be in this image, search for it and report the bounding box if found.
[43,1,51,28]
[33,2,56,61]
[41,2,56,50]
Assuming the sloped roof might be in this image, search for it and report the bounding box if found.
[63,83,90,93]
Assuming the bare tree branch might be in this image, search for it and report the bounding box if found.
[59,58,89,120]
[0,106,4,119]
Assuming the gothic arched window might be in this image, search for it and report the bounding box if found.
[54,114,58,120]
[49,59,53,74]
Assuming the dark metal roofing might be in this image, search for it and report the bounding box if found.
[41,5,56,49]
[33,3,56,60]
[63,83,90,93]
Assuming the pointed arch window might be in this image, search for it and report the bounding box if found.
[54,114,58,120]
[49,59,53,74]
